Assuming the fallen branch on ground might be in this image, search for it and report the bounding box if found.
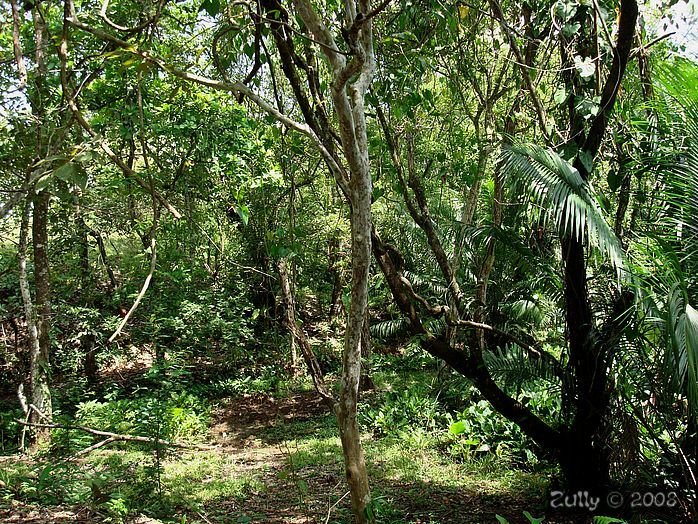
[15,419,215,452]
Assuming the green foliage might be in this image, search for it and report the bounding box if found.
[359,384,445,437]
[484,345,560,388]
[76,392,209,443]
[0,403,21,453]
[502,143,623,270]
[446,397,541,465]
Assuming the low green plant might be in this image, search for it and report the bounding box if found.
[359,384,445,436]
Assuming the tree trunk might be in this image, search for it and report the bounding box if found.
[30,190,53,443]
[336,168,373,522]
[559,0,637,494]
[277,257,332,403]
[17,201,43,449]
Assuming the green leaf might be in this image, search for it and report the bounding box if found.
[562,22,581,37]
[607,170,623,191]
[372,186,384,202]
[574,56,595,79]
[54,162,88,190]
[34,174,53,193]
[495,516,509,524]
[238,205,250,226]
[554,0,577,20]
[449,420,467,435]
[73,150,95,163]
[553,86,568,106]
[523,511,544,524]
[199,0,221,16]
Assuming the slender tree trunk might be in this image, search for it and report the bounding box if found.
[30,190,53,439]
[17,201,42,447]
[92,231,117,290]
[278,257,300,376]
[20,6,53,447]
[336,168,373,522]
[277,257,332,402]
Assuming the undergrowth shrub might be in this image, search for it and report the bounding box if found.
[359,384,445,436]
[446,387,559,466]
[48,390,210,456]
[76,392,209,441]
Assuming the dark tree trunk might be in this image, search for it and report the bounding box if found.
[558,0,638,494]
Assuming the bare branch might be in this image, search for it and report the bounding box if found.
[107,237,156,343]
[15,419,214,450]
[10,0,27,89]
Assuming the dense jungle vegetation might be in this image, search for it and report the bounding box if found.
[0,0,696,522]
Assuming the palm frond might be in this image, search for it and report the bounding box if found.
[656,60,698,272]
[503,299,544,327]
[370,317,408,340]
[664,286,698,417]
[403,270,448,299]
[501,143,623,272]
[484,344,560,388]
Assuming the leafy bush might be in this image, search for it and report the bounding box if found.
[0,403,21,453]
[77,392,209,441]
[48,391,210,456]
[446,388,559,465]
[359,384,446,437]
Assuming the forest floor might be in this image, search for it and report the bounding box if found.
[0,352,588,524]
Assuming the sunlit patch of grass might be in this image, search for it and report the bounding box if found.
[283,436,343,470]
[365,434,549,494]
[260,413,336,444]
[162,452,265,506]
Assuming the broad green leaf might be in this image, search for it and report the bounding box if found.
[554,0,577,20]
[54,162,88,190]
[607,170,623,191]
[199,0,221,16]
[34,174,53,193]
[449,420,467,435]
[553,86,568,106]
[562,22,581,37]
